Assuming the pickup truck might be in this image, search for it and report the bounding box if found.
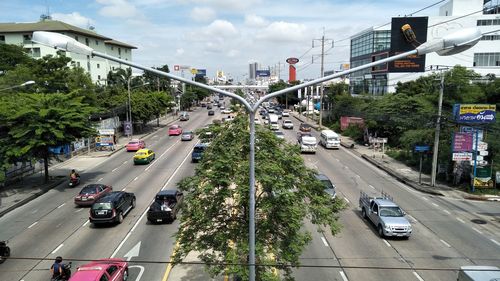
[297,132,317,154]
[359,191,412,238]
[147,190,184,223]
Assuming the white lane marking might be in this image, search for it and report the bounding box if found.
[98,177,103,182]
[339,270,348,281]
[75,208,84,213]
[491,239,500,247]
[83,220,90,227]
[129,265,145,281]
[144,140,181,172]
[123,161,128,164]
[51,244,64,254]
[407,214,418,223]
[457,217,465,223]
[413,271,425,281]
[440,239,451,247]
[355,174,360,178]
[133,176,139,181]
[56,222,63,228]
[28,221,38,229]
[343,197,350,204]
[57,203,66,209]
[112,167,118,172]
[343,166,349,169]
[31,209,38,214]
[335,158,340,162]
[431,203,439,207]
[320,237,329,247]
[122,187,127,191]
[472,227,482,234]
[369,185,375,190]
[383,239,391,247]
[443,210,451,215]
[111,144,192,259]
[422,197,429,201]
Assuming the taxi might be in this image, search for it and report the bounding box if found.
[133,149,155,164]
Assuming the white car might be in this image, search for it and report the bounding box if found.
[254,118,261,125]
[282,120,294,129]
[221,109,233,114]
[282,110,290,117]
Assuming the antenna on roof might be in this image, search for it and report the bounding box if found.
[40,0,52,21]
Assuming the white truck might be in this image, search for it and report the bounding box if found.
[298,132,317,154]
[268,114,279,130]
[359,191,412,238]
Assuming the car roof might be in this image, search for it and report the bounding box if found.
[373,198,398,207]
[170,124,180,128]
[315,173,330,181]
[156,190,178,196]
[136,149,149,153]
[96,191,127,203]
[194,143,208,148]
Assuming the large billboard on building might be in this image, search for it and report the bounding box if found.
[388,17,428,73]
[256,70,270,77]
[453,104,496,123]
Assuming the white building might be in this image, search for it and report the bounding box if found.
[350,0,500,95]
[0,19,136,83]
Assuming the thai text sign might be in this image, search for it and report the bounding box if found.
[452,152,472,161]
[453,104,496,123]
[452,132,473,152]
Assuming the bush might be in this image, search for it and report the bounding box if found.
[342,125,364,142]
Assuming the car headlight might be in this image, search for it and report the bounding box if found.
[384,225,392,230]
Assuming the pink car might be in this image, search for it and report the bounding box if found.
[69,258,128,281]
[168,125,183,136]
[126,139,145,152]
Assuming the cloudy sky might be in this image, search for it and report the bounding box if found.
[1,0,442,81]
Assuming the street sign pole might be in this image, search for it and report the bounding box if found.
[472,128,479,192]
[419,153,423,184]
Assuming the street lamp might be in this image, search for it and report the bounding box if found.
[126,77,149,139]
[0,80,35,92]
[33,27,481,281]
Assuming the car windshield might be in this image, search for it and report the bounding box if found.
[321,180,334,190]
[80,186,98,194]
[170,126,178,130]
[92,202,112,210]
[182,132,192,135]
[128,141,138,144]
[135,152,146,156]
[193,147,205,153]
[379,207,405,217]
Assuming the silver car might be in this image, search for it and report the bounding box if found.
[181,131,194,141]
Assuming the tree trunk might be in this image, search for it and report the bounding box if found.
[157,115,160,127]
[44,154,49,184]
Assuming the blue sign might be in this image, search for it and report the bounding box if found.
[453,104,496,123]
[195,69,207,78]
[414,145,430,152]
[256,70,270,77]
[314,102,321,110]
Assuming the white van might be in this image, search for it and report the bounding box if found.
[320,130,340,149]
[458,266,500,281]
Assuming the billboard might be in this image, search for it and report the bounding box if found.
[256,70,270,77]
[340,116,365,131]
[452,132,473,152]
[453,104,496,123]
[388,17,428,72]
[195,69,207,78]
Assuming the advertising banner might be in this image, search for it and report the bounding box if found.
[256,70,270,77]
[388,17,428,72]
[452,132,473,152]
[473,177,494,188]
[475,166,492,178]
[460,126,484,142]
[340,116,365,131]
[453,104,496,123]
[452,152,472,161]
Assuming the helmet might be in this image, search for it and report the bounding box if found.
[55,256,63,263]
[71,169,75,173]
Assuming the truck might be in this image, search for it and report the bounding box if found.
[147,190,184,223]
[457,266,500,281]
[298,132,317,154]
[268,114,279,130]
[359,191,412,238]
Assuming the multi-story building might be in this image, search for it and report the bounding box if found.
[249,62,258,81]
[349,0,500,95]
[0,19,136,83]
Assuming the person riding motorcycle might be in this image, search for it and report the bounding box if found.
[70,169,79,180]
[50,256,66,280]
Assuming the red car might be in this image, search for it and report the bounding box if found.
[74,184,112,206]
[126,139,145,152]
[69,258,128,281]
[168,124,183,136]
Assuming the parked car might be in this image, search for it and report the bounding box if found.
[168,124,183,136]
[147,190,184,223]
[192,143,208,162]
[208,110,215,116]
[133,149,155,164]
[282,120,294,129]
[125,139,145,152]
[69,258,129,281]
[181,131,194,141]
[299,123,312,132]
[74,184,113,206]
[179,112,189,121]
[89,191,136,225]
[314,173,336,199]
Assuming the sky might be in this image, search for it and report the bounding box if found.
[1,0,442,82]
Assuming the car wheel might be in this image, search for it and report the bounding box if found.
[131,198,136,209]
[117,212,124,224]
[361,208,367,219]
[377,225,384,238]
[123,269,129,280]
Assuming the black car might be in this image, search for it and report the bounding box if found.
[89,191,136,225]
[208,110,215,116]
[192,143,208,162]
[147,190,184,223]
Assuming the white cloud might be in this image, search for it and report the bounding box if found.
[256,21,309,42]
[176,48,185,55]
[204,19,238,38]
[96,0,139,18]
[190,7,216,22]
[51,12,93,28]
[227,49,239,58]
[244,14,268,28]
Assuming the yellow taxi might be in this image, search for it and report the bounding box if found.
[133,149,155,165]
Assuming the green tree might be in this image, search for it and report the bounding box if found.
[0,44,32,73]
[0,93,97,183]
[173,115,345,280]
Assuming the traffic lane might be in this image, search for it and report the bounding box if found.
[293,220,341,281]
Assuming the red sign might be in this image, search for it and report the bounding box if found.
[286,57,299,64]
[340,116,365,131]
[288,65,296,82]
[174,65,180,71]
[452,132,473,152]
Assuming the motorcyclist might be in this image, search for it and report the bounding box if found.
[50,256,65,280]
[69,169,79,180]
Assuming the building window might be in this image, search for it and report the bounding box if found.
[125,49,128,53]
[25,47,41,58]
[97,63,100,69]
[481,35,500,40]
[111,46,114,50]
[95,40,99,45]
[75,36,79,41]
[76,62,81,67]
[118,48,121,55]
[0,35,5,43]
[98,75,101,80]
[477,19,500,26]
[474,52,500,66]
[23,34,32,43]
[85,38,89,46]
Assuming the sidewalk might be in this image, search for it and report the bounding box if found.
[290,112,500,201]
[0,114,179,218]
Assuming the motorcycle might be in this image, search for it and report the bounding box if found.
[68,176,80,187]
[0,240,10,264]
[50,262,72,281]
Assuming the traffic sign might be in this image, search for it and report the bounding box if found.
[414,145,430,152]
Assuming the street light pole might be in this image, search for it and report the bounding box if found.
[33,27,482,281]
[128,76,132,139]
[0,80,36,92]
[431,72,445,187]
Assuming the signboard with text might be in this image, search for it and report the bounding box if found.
[256,70,271,77]
[452,152,472,161]
[388,17,428,72]
[452,132,473,152]
[453,104,496,123]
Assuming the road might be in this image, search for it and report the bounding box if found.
[1,107,499,281]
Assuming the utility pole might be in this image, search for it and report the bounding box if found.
[431,70,445,187]
[313,29,333,129]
